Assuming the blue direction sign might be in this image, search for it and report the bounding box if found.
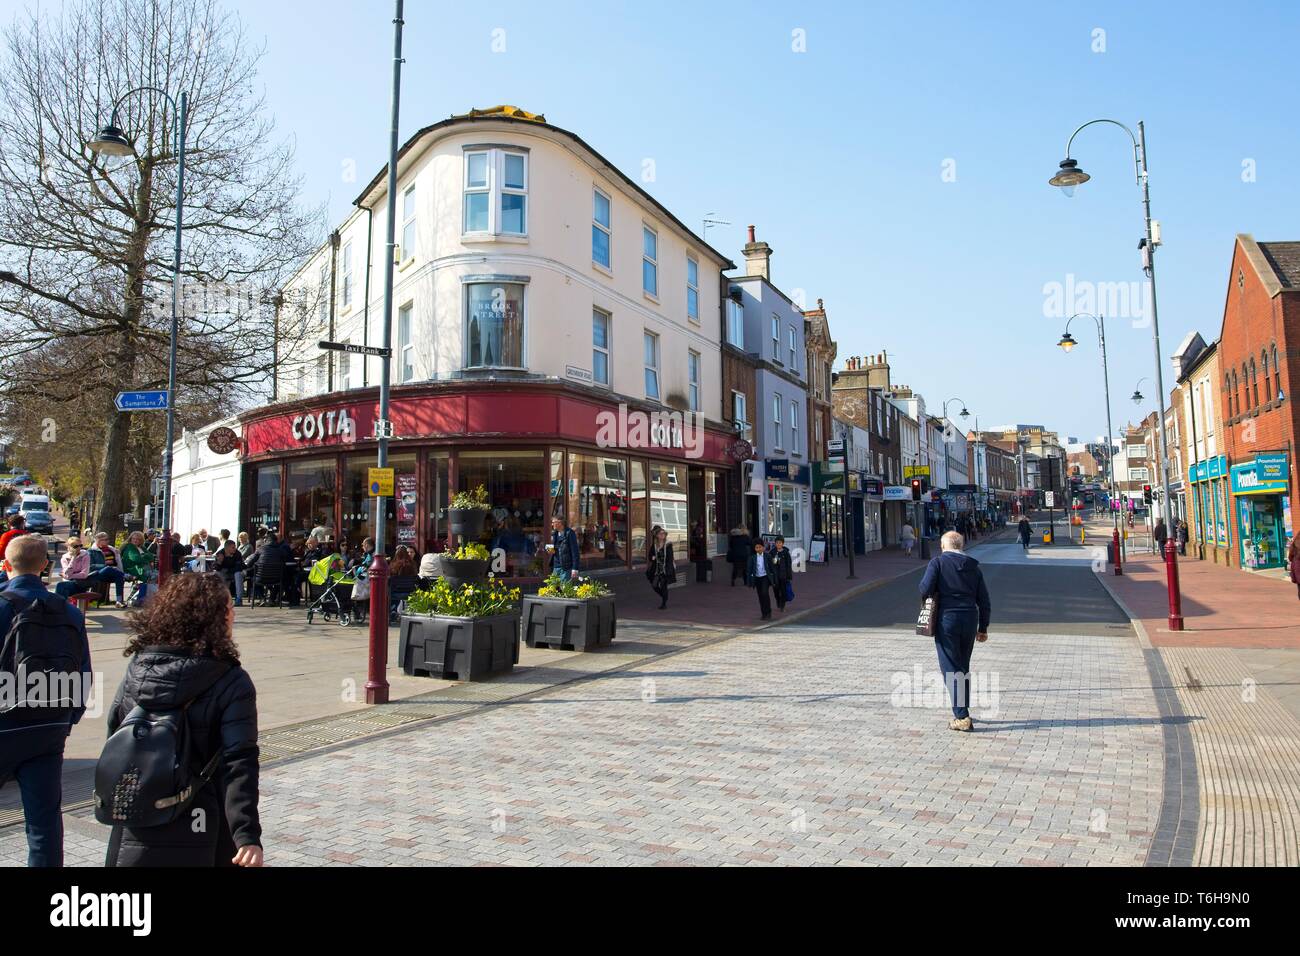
[115,390,169,412]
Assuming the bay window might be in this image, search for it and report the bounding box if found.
[401,184,416,259]
[463,148,528,237]
[464,281,525,369]
[398,304,414,382]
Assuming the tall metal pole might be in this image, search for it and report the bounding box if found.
[366,0,405,704]
[157,91,187,587]
[1096,315,1123,573]
[1136,122,1183,629]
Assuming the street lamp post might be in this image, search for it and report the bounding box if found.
[365,0,406,706]
[1049,118,1183,630]
[1058,312,1122,574]
[1131,379,1166,557]
[90,86,188,587]
[941,398,970,534]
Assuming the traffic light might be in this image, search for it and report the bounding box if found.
[1143,484,1152,504]
[911,478,923,501]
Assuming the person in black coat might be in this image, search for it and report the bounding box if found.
[745,537,776,620]
[918,531,991,732]
[1017,517,1032,551]
[769,535,794,612]
[246,533,287,604]
[212,539,246,607]
[105,573,262,867]
[646,525,676,609]
[726,524,751,586]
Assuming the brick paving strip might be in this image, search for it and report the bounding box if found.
[1095,540,1300,867]
[0,549,916,836]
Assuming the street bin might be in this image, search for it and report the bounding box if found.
[1042,530,1053,544]
[1107,541,1116,565]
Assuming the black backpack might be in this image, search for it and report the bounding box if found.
[93,664,230,829]
[0,591,87,723]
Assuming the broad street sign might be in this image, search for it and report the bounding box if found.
[115,390,169,412]
[319,340,392,359]
[904,465,930,478]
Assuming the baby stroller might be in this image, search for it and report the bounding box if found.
[305,554,357,626]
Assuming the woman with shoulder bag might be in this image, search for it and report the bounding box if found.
[646,526,676,610]
[102,573,263,867]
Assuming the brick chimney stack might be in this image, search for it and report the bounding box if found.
[742,224,773,281]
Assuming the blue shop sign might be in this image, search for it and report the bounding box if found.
[765,458,810,485]
[1230,454,1289,496]
[1207,455,1227,480]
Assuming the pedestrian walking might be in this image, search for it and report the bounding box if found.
[770,535,794,612]
[918,531,991,732]
[1153,518,1168,553]
[0,534,92,866]
[726,523,750,586]
[1017,516,1033,551]
[97,573,262,867]
[901,521,916,557]
[746,537,776,620]
[646,526,676,609]
[548,516,580,580]
[1176,520,1189,556]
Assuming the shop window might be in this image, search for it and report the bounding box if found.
[341,453,415,559]
[567,451,629,570]
[251,464,281,533]
[766,481,798,538]
[649,462,688,555]
[285,457,337,544]
[459,450,548,577]
[425,452,449,550]
[465,282,524,369]
[630,460,648,565]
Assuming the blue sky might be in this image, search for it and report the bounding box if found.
[11,0,1300,441]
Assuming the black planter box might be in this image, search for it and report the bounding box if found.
[447,508,487,538]
[521,594,616,651]
[398,610,521,680]
[440,556,489,589]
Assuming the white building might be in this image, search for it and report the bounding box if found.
[169,416,243,540]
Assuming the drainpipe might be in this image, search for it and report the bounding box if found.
[327,229,340,391]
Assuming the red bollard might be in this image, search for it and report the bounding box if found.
[1112,529,1123,576]
[366,553,391,703]
[1164,539,1184,631]
[158,531,172,587]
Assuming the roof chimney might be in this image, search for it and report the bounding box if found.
[742,225,773,281]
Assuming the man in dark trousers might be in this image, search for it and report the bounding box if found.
[745,538,775,620]
[918,531,991,732]
[770,535,794,612]
[549,516,580,580]
[0,534,92,866]
[1153,518,1168,554]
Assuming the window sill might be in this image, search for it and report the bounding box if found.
[591,260,613,278]
[339,305,353,318]
[643,291,660,305]
[461,233,529,244]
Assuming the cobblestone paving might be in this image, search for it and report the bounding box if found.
[5,614,1165,866]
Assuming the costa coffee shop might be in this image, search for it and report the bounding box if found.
[236,380,740,580]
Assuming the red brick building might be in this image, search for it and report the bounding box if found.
[1217,234,1300,571]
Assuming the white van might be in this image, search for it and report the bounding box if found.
[19,493,50,513]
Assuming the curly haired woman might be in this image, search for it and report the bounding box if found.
[104,572,263,867]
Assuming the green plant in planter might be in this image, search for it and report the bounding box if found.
[535,572,611,600]
[449,484,491,511]
[406,577,522,618]
[451,541,490,561]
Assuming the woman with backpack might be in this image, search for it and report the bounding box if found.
[99,572,262,867]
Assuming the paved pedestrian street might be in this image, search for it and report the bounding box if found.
[4,538,1198,867]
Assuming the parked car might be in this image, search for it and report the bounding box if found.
[3,502,18,516]
[22,509,54,535]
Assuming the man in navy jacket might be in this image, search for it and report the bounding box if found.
[918,531,990,732]
[549,517,580,579]
[0,534,93,866]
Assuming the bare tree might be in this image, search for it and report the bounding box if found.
[0,0,324,533]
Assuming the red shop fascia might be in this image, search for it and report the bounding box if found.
[236,378,742,566]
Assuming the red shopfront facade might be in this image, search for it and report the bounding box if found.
[237,381,739,580]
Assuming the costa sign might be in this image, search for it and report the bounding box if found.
[206,426,240,455]
[292,408,356,443]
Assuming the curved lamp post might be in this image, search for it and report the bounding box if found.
[1049,118,1182,629]
[941,398,970,531]
[89,86,188,586]
[1058,311,1123,571]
